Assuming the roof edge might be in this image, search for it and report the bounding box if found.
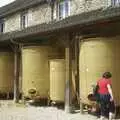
[0,0,47,18]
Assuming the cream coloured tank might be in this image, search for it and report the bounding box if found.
[79,37,120,105]
[50,59,65,101]
[0,52,14,93]
[22,46,61,97]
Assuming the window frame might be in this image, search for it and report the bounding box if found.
[0,19,5,33]
[20,11,28,29]
[58,0,70,20]
[112,0,120,6]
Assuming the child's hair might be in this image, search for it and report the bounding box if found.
[102,72,112,79]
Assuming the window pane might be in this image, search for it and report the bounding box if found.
[59,3,64,19]
[58,0,70,19]
[22,16,26,28]
[21,12,28,29]
[113,0,120,5]
[65,1,69,16]
[1,23,4,32]
[0,22,4,33]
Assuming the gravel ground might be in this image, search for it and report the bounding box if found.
[0,100,118,120]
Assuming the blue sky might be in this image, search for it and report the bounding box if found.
[0,0,15,7]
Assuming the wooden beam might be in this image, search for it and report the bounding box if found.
[77,36,84,114]
[74,36,80,104]
[14,45,20,103]
[65,35,73,113]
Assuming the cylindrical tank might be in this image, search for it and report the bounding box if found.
[50,59,65,102]
[79,37,120,105]
[0,52,14,93]
[22,46,61,97]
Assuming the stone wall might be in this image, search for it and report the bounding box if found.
[4,13,20,33]
[70,0,111,16]
[4,4,51,33]
[28,4,51,26]
[3,0,112,33]
[52,0,111,20]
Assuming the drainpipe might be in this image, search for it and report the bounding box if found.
[10,39,21,103]
[14,45,20,103]
[65,34,73,113]
[74,35,80,105]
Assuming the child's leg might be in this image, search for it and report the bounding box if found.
[109,101,115,120]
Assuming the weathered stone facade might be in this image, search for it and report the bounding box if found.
[70,0,111,16]
[4,3,51,33]
[53,0,112,20]
[28,4,51,26]
[4,13,20,33]
[2,0,113,33]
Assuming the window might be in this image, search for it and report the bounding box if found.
[20,12,28,29]
[0,20,5,33]
[58,0,70,19]
[112,0,120,6]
